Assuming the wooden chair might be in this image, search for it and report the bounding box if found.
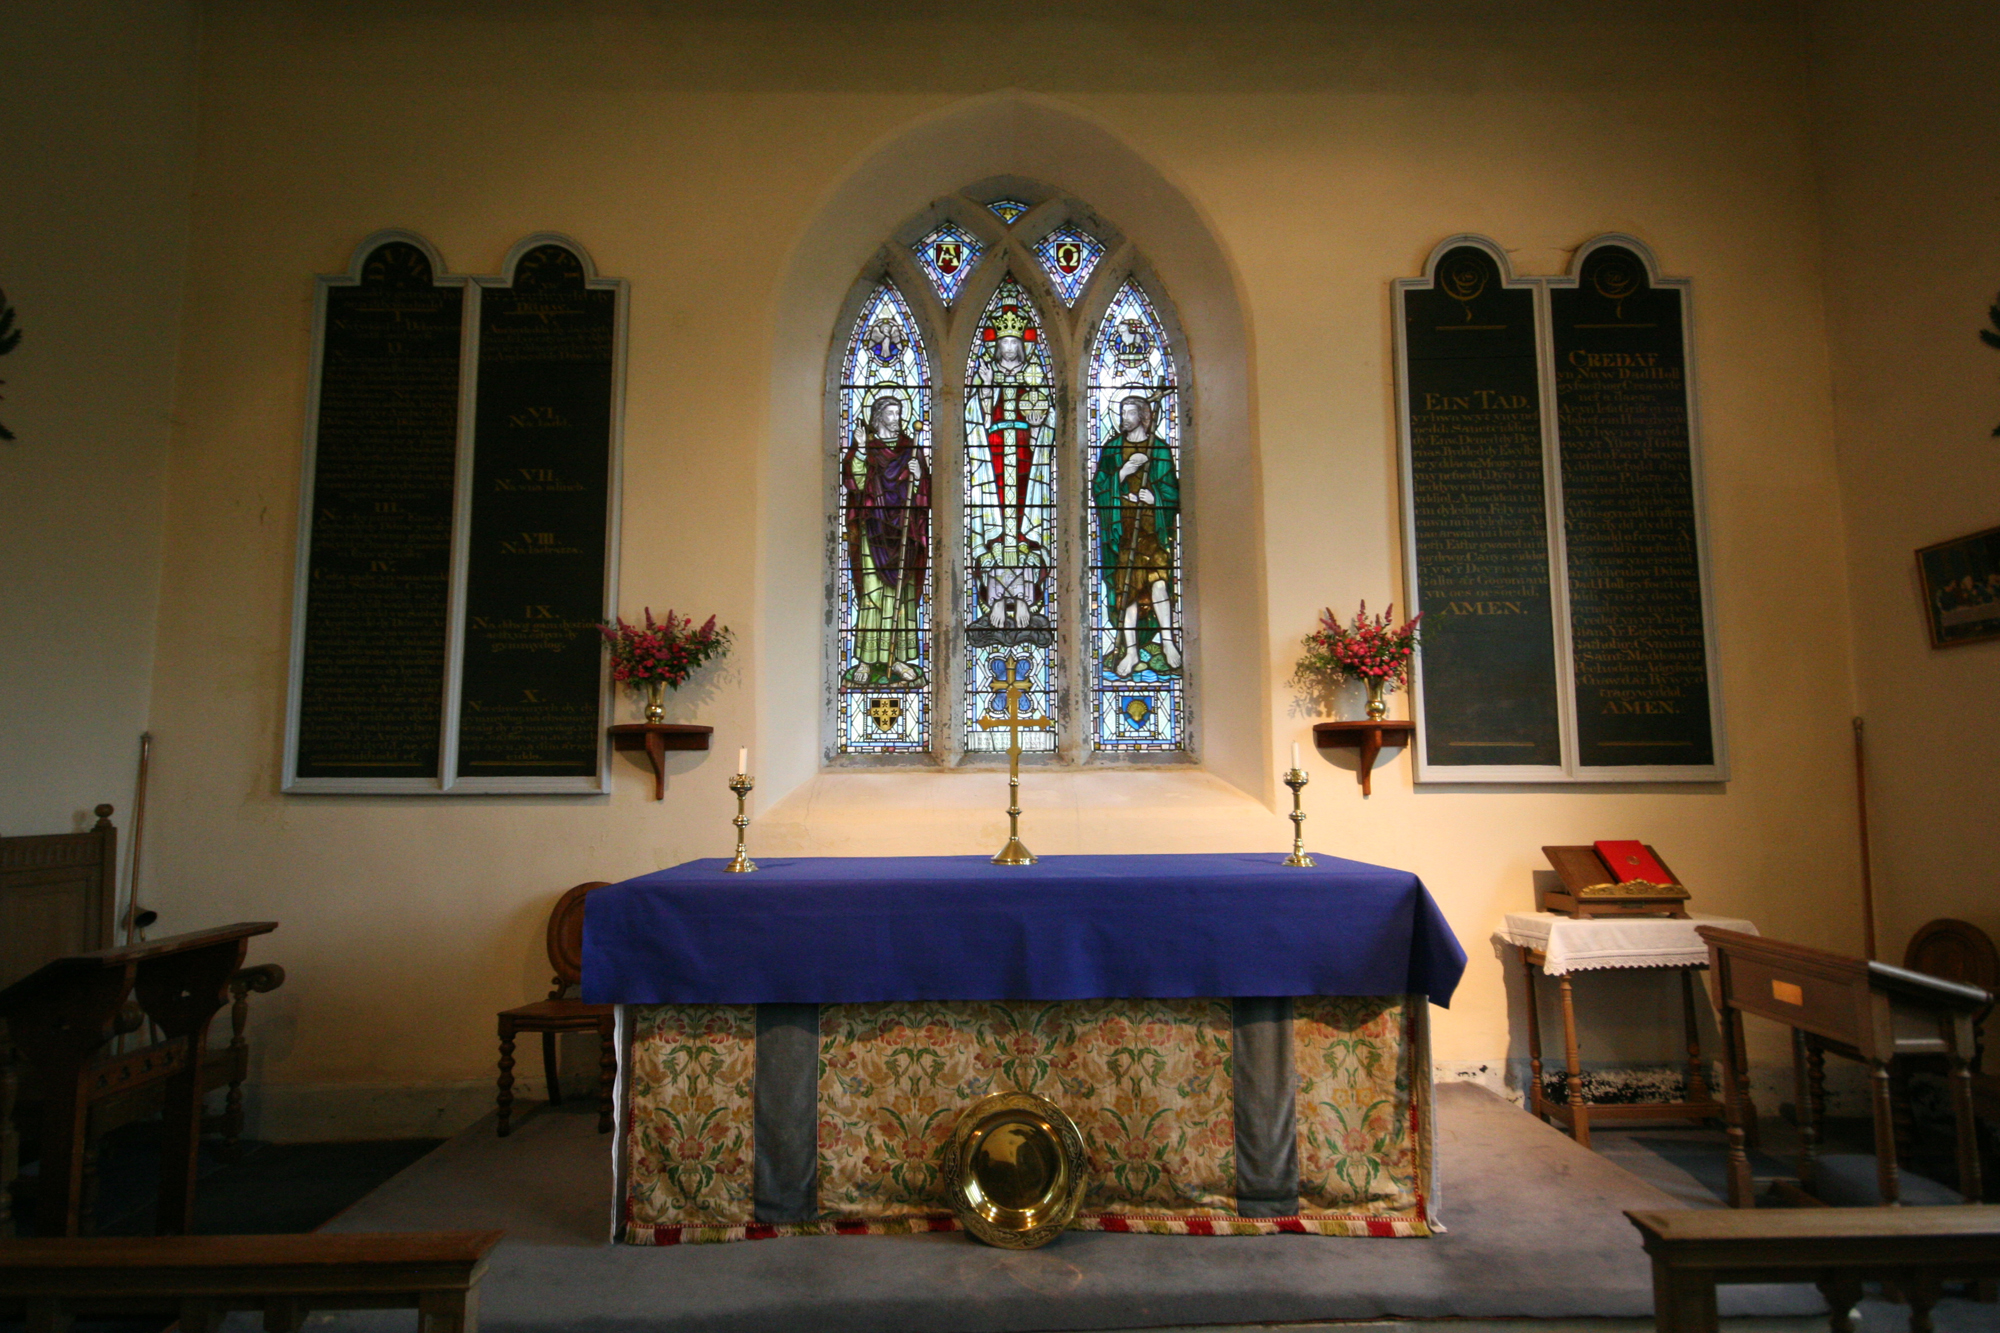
[496,882,613,1137]
[1905,919,2000,1056]
[1901,918,2000,1177]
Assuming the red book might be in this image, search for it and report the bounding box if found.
[1594,839,1673,886]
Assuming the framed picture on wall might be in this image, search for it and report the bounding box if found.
[1916,524,2000,648]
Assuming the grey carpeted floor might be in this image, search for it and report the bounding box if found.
[302,1083,1842,1333]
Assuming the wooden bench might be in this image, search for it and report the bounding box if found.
[0,1229,502,1333]
[1628,1207,2000,1333]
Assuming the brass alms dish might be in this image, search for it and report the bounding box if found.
[945,1092,1087,1249]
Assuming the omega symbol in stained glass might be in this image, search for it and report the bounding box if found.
[986,199,1030,226]
[914,222,984,306]
[963,274,1059,753]
[1030,226,1105,307]
[836,282,933,754]
[1086,280,1184,751]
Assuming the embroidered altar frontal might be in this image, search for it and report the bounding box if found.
[618,994,1435,1244]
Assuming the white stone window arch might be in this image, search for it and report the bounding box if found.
[825,180,1196,766]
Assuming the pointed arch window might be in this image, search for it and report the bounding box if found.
[1087,281,1184,749]
[963,274,1059,753]
[834,282,933,753]
[828,186,1191,762]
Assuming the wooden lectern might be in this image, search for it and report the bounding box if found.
[1699,926,1990,1209]
[0,922,276,1236]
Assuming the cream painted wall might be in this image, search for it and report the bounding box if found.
[0,1,196,864]
[123,0,1877,1135]
[1810,1,2000,968]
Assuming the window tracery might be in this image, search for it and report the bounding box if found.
[829,187,1189,762]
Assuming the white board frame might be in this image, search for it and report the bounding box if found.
[1393,233,1727,784]
[282,231,626,795]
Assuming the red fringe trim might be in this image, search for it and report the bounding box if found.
[621,1209,1431,1245]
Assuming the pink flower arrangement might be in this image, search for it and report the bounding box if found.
[599,608,732,689]
[1298,600,1423,690]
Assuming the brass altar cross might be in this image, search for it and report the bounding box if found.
[977,659,1055,866]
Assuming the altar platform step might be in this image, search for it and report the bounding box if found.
[283,1084,1978,1333]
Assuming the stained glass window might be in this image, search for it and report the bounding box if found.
[914,222,983,306]
[962,274,1059,753]
[1086,280,1183,750]
[835,282,932,753]
[831,190,1191,763]
[1031,225,1105,307]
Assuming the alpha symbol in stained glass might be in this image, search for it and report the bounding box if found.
[913,222,984,306]
[986,199,1030,226]
[1031,225,1106,307]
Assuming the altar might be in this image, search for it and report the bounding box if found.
[583,853,1467,1245]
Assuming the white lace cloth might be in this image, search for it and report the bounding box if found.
[1496,912,1759,976]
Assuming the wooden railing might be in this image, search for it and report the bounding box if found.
[1628,1207,2000,1333]
[0,1229,503,1333]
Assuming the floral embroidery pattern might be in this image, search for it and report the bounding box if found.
[1035,998,1234,1214]
[624,996,1431,1240]
[624,1004,757,1228]
[816,999,1235,1219]
[818,1003,974,1216]
[1294,996,1422,1217]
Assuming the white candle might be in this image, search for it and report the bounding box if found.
[737,746,748,776]
[1292,741,1301,770]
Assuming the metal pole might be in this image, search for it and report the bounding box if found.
[124,731,154,945]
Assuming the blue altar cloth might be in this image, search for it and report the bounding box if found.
[582,853,1466,1008]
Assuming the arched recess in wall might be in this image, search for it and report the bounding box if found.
[761,92,1265,803]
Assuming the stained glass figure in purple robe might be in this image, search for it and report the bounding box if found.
[836,282,932,752]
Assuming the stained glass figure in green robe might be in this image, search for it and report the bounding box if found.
[1092,394,1180,680]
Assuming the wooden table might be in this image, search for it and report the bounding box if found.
[1501,913,1755,1150]
[1627,1206,2000,1333]
[1699,926,1990,1209]
[0,1229,501,1333]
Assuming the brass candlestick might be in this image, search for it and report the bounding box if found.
[1282,768,1314,867]
[723,772,757,873]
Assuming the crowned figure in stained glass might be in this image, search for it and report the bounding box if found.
[963,276,1059,751]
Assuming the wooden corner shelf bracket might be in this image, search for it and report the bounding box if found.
[608,724,713,800]
[1312,721,1416,797]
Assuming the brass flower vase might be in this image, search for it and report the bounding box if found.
[1365,676,1388,722]
[644,680,666,724]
